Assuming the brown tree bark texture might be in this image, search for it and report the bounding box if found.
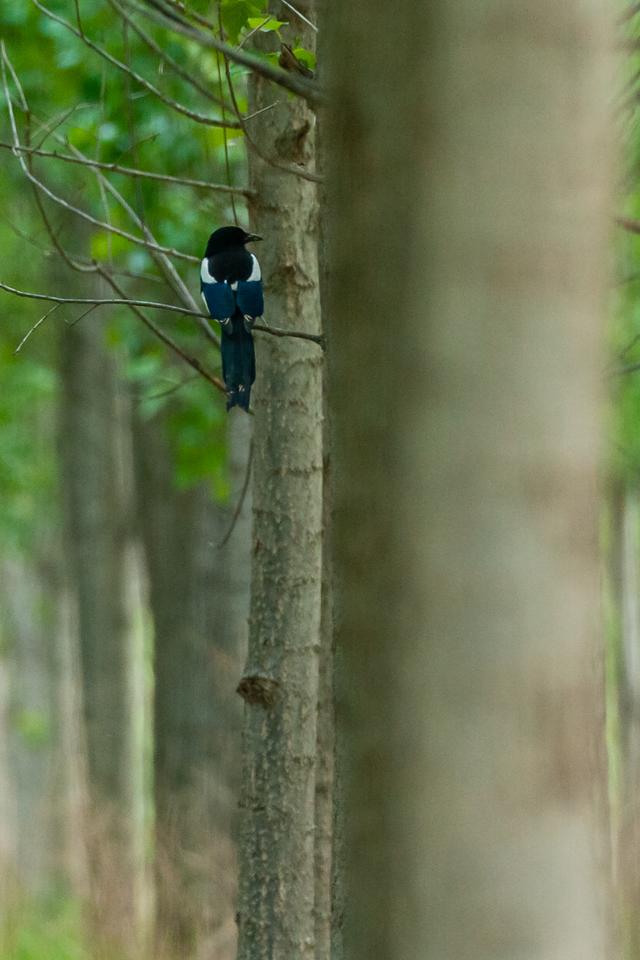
[326,2,613,959]
[59,314,144,956]
[236,2,323,957]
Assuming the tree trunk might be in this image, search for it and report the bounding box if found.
[2,557,58,896]
[59,314,144,956]
[326,2,614,959]
[236,2,324,956]
[133,402,247,959]
[611,484,640,956]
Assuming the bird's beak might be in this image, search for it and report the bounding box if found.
[245,233,263,243]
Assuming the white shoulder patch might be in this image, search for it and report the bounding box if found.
[248,254,261,282]
[200,258,216,283]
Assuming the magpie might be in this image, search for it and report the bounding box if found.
[200,225,264,411]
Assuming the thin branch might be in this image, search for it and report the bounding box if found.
[238,16,273,48]
[0,281,324,346]
[106,0,229,108]
[67,303,101,327]
[254,321,324,347]
[30,0,241,129]
[124,0,324,106]
[11,139,225,207]
[218,438,254,547]
[15,303,61,353]
[243,101,280,122]
[0,281,200,316]
[33,102,91,149]
[277,0,318,32]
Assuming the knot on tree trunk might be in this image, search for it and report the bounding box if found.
[237,673,280,707]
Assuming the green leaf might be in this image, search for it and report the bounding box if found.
[246,16,287,31]
[292,46,317,70]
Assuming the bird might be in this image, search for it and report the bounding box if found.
[200,225,263,411]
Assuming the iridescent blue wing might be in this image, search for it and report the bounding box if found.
[236,281,264,319]
[201,281,235,320]
[236,254,263,319]
[200,257,235,321]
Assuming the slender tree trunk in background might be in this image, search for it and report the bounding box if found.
[326,2,613,959]
[2,559,58,895]
[133,403,248,960]
[611,485,640,956]
[59,314,143,957]
[236,1,323,955]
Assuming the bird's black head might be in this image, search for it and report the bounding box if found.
[205,225,262,257]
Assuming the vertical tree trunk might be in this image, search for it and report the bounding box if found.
[59,315,143,956]
[2,557,58,895]
[236,2,324,956]
[611,485,640,955]
[133,403,247,959]
[326,2,613,959]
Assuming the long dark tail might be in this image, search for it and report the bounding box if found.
[221,313,255,411]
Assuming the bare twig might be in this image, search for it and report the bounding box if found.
[30,0,240,129]
[254,322,324,347]
[238,16,273,48]
[0,281,324,346]
[278,0,317,32]
[0,142,252,195]
[67,303,101,327]
[15,303,61,353]
[0,281,203,314]
[243,101,280,122]
[218,438,254,547]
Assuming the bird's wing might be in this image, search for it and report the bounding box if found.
[200,258,235,320]
[236,254,264,318]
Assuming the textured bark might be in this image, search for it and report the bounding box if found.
[133,403,247,959]
[326,2,613,959]
[314,444,334,960]
[59,315,143,956]
[612,486,640,955]
[236,2,323,956]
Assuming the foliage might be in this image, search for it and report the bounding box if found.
[0,0,284,544]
